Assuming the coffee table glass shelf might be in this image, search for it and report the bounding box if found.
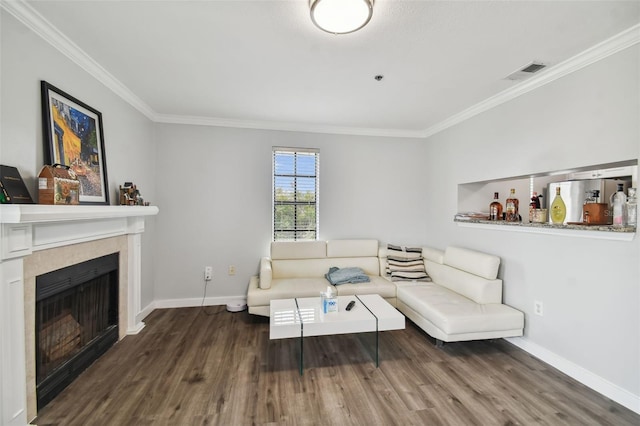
[270,294,405,375]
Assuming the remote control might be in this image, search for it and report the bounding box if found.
[346,300,355,311]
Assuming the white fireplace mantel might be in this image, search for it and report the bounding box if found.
[1,204,159,258]
[0,204,159,224]
[0,204,158,425]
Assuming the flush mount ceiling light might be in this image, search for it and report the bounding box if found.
[310,0,374,35]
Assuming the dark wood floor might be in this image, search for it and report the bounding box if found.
[34,306,639,426]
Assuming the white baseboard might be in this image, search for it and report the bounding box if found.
[505,337,640,415]
[139,296,247,313]
[137,302,156,323]
[126,322,145,335]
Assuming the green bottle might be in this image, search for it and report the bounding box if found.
[550,186,566,224]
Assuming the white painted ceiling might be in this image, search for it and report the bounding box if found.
[18,0,640,137]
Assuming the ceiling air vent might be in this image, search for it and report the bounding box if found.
[504,61,547,81]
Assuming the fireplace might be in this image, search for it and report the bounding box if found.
[35,253,119,409]
[0,204,158,425]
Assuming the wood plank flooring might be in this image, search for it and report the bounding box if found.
[34,306,639,425]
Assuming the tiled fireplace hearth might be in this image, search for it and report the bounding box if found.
[0,205,158,425]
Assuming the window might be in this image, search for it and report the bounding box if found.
[273,147,319,241]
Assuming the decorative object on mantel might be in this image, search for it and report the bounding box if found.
[38,164,80,205]
[119,182,148,206]
[41,81,109,205]
[0,164,34,204]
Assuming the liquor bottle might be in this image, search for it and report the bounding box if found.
[489,192,503,221]
[505,188,519,222]
[610,183,626,227]
[626,188,637,227]
[528,192,540,222]
[550,186,567,224]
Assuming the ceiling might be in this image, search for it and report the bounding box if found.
[10,1,640,137]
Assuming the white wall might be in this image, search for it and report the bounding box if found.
[152,124,427,303]
[0,12,158,308]
[421,44,640,404]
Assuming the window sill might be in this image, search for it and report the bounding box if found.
[454,218,636,241]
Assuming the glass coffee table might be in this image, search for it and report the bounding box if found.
[270,294,405,375]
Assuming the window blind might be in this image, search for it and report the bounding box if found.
[272,147,319,241]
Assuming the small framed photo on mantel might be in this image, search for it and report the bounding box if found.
[41,81,110,205]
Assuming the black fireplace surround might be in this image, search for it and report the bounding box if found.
[35,253,119,409]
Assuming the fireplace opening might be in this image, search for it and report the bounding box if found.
[35,253,119,410]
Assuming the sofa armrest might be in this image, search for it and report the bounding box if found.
[259,257,272,289]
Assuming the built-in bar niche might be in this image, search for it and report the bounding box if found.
[455,159,637,239]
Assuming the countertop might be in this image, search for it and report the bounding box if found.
[454,217,636,233]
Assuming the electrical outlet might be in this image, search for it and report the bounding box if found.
[204,266,213,281]
[228,265,236,276]
[534,300,543,316]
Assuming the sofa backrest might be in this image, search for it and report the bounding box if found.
[270,239,381,278]
[443,246,500,280]
[424,246,503,304]
[271,240,326,259]
[326,239,378,257]
[378,245,503,304]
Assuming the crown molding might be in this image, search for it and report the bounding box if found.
[0,0,156,120]
[154,113,425,138]
[2,1,638,140]
[421,23,640,139]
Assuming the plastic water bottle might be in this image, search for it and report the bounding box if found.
[321,286,337,313]
[610,184,626,227]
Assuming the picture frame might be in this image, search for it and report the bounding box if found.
[41,81,109,205]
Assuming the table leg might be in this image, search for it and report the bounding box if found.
[299,330,304,376]
[375,329,379,367]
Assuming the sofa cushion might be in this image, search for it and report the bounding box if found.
[422,247,444,264]
[386,244,422,260]
[334,276,397,298]
[387,258,430,282]
[271,241,326,260]
[272,257,380,279]
[248,278,330,307]
[327,239,379,258]
[385,244,430,282]
[424,261,502,304]
[444,246,500,280]
[390,269,430,282]
[396,284,523,335]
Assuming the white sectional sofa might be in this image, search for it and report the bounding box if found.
[247,239,524,344]
[247,239,396,317]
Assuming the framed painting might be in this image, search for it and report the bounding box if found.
[41,81,110,205]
